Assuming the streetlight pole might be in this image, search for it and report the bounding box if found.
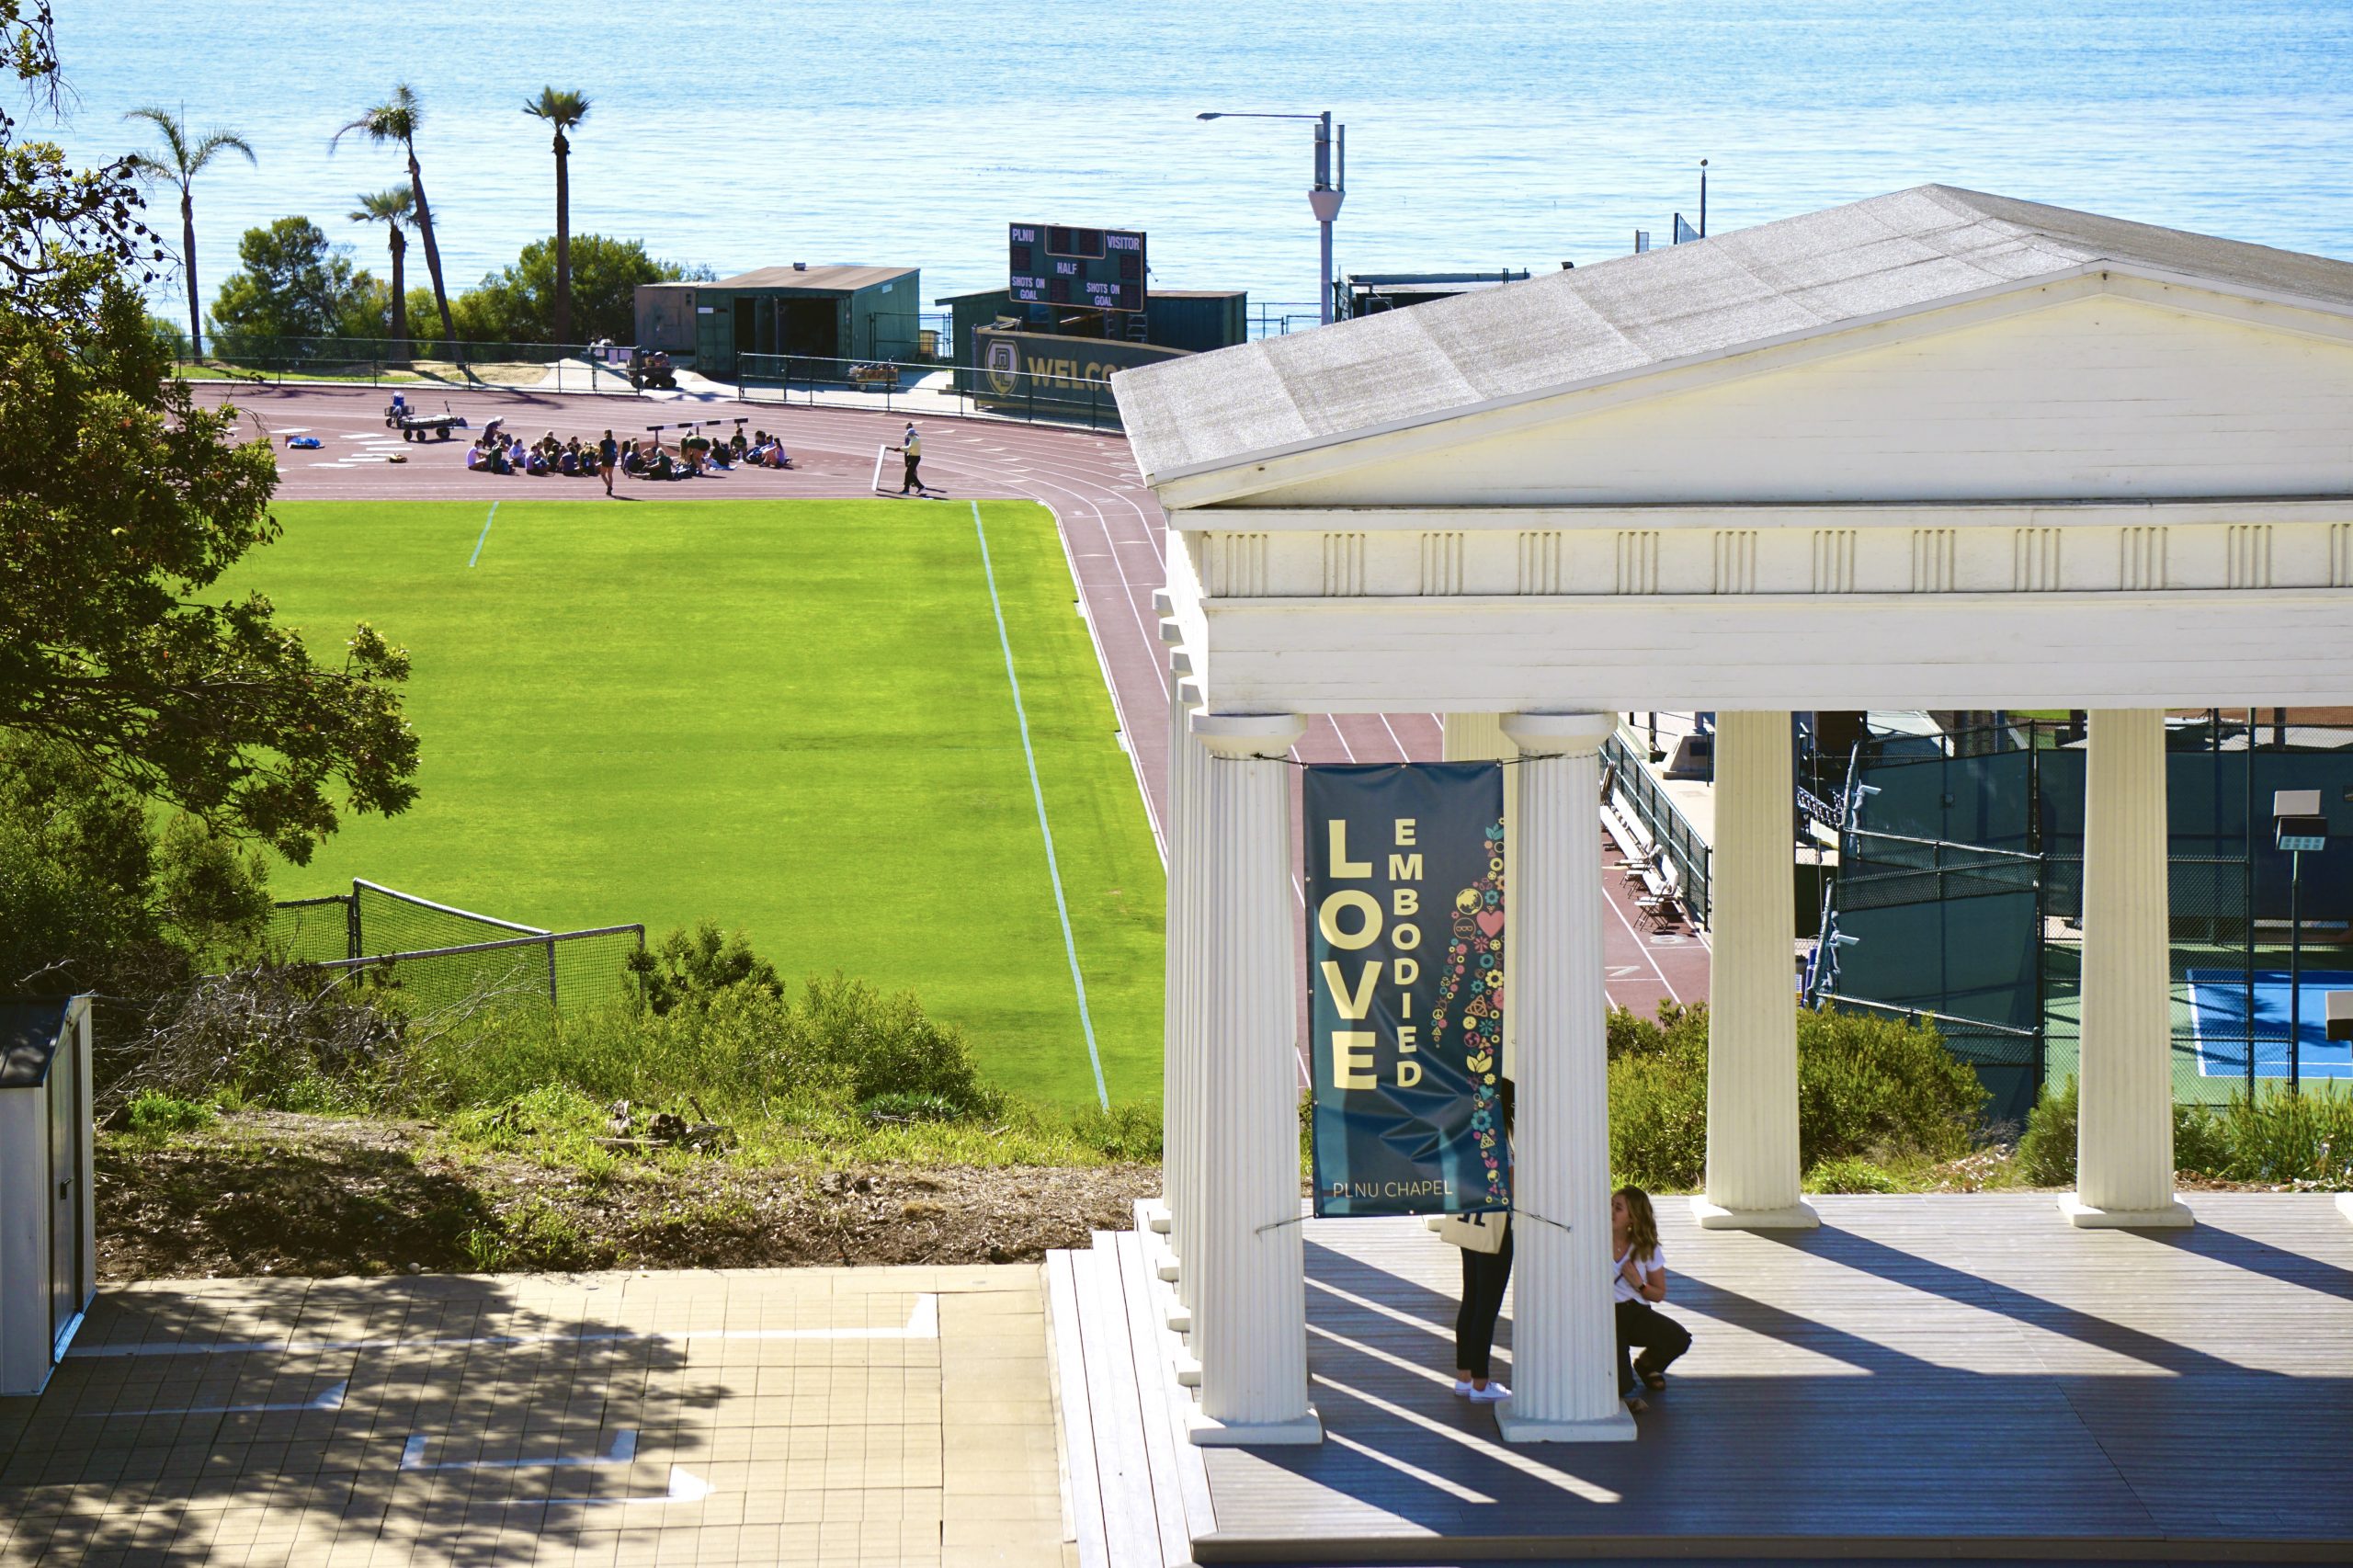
[1199,109,1347,326]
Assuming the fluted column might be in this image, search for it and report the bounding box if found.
[1151,647,1193,1255]
[1494,712,1635,1444]
[1444,715,1521,1079]
[1695,711,1819,1230]
[1186,710,1320,1445]
[1171,674,1209,1323]
[2063,710,2192,1228]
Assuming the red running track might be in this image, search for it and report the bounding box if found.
[202,382,1711,1073]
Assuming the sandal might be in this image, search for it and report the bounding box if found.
[1642,1369,1666,1391]
[1623,1395,1647,1415]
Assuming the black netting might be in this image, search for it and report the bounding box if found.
[263,896,355,965]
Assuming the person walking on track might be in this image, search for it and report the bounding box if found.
[890,422,926,495]
[597,429,619,496]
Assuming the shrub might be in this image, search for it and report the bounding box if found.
[2014,1079,2351,1188]
[629,922,782,1016]
[1074,1101,1163,1164]
[1606,1003,1990,1191]
[1796,1006,1986,1168]
[2015,1077,2078,1186]
[1608,1028,1710,1188]
[1804,1155,1906,1194]
[124,1089,215,1139]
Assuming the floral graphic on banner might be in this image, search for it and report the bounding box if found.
[1432,817,1507,1209]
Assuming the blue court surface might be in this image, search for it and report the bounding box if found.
[2188,968,2353,1079]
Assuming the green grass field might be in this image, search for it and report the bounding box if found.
[226,499,1164,1108]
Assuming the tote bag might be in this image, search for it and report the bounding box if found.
[1427,1210,1507,1254]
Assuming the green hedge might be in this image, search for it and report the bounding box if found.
[1608,1003,1988,1190]
[2019,1076,2353,1187]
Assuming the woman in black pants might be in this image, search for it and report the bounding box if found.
[1612,1185,1691,1414]
[1452,1079,1515,1403]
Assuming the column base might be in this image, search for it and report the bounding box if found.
[1690,1195,1821,1231]
[2058,1192,2194,1229]
[1493,1398,1639,1444]
[1155,1259,1181,1283]
[1175,1356,1201,1387]
[2338,1192,2353,1227]
[1185,1403,1321,1447]
[1165,1307,1191,1334]
[1148,1210,1172,1234]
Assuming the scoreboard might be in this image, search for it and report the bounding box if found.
[1009,223,1146,312]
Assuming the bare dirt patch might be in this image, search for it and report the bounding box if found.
[97,1110,1157,1281]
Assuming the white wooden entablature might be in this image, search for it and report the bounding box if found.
[1122,235,2353,715]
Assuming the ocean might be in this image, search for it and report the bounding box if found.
[38,0,2353,329]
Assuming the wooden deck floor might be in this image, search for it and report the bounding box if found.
[1053,1194,2353,1564]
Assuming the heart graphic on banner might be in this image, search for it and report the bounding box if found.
[1476,910,1504,937]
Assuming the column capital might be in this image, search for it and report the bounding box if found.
[1159,618,1184,645]
[1177,676,1204,709]
[1170,648,1195,678]
[1152,588,1175,618]
[1499,711,1615,758]
[1190,710,1305,760]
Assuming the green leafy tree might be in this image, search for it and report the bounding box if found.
[332,85,454,352]
[120,106,254,360]
[461,233,709,344]
[521,88,589,345]
[1,736,272,997]
[206,216,379,347]
[0,6,419,864]
[347,184,413,356]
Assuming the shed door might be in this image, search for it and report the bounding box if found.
[48,1037,80,1339]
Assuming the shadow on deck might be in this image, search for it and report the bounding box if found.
[1050,1193,2353,1565]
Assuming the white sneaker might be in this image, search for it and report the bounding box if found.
[1451,1380,1472,1397]
[1468,1382,1511,1403]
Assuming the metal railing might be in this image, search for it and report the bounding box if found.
[1602,728,1713,926]
[175,335,654,393]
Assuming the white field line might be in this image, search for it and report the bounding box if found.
[972,500,1110,1110]
[69,1295,937,1358]
[468,502,498,568]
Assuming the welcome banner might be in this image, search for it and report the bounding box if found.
[1305,763,1510,1218]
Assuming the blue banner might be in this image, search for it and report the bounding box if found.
[1305,763,1509,1218]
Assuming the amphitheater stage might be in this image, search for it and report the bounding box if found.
[1050,1192,2353,1565]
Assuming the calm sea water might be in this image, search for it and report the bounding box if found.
[40,0,2353,328]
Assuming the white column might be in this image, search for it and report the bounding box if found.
[1151,649,1194,1260]
[1494,712,1635,1444]
[1694,711,1819,1230]
[1444,716,1521,1080]
[2063,709,2192,1228]
[1186,710,1320,1446]
[1171,675,1208,1325]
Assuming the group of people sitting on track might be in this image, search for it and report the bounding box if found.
[466,424,608,483]
[464,419,793,491]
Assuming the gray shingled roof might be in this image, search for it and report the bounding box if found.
[1113,185,2353,484]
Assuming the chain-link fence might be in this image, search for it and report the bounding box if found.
[181,335,651,393]
[256,881,642,1017]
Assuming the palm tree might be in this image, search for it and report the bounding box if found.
[523,87,591,345]
[333,85,454,354]
[122,107,256,359]
[348,186,415,358]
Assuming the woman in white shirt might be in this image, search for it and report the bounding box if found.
[1611,1185,1691,1414]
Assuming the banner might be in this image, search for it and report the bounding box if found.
[1305,763,1509,1218]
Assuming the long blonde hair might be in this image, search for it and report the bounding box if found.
[1614,1185,1660,1260]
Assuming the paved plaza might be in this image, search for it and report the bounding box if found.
[0,1266,1070,1567]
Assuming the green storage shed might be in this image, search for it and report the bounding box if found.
[691,264,920,375]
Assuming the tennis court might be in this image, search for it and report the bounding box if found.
[2188,966,2353,1082]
